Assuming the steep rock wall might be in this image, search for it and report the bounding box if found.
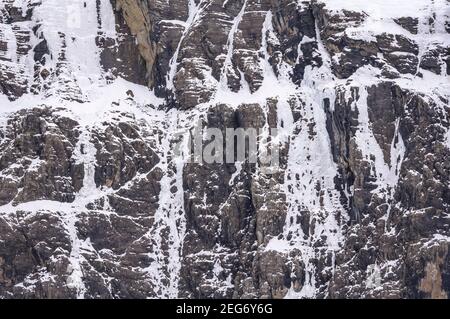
[0,0,449,299]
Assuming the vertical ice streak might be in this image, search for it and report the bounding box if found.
[142,109,193,298]
[64,128,99,299]
[166,0,201,90]
[218,0,247,92]
[266,14,347,299]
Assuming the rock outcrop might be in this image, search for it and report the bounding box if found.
[0,0,449,299]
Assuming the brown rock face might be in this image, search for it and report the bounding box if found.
[0,0,449,299]
[0,108,83,205]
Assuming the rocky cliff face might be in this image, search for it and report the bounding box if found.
[0,0,449,299]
